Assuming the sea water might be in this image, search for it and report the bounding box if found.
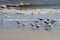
[0,13,60,31]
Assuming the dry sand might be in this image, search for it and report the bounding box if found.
[0,29,60,40]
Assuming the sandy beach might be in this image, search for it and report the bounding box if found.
[0,29,60,40]
[0,0,60,40]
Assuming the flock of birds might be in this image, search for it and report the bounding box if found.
[0,15,58,31]
[16,18,57,31]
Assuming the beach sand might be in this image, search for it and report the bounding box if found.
[0,29,60,40]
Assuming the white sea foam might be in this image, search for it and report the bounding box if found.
[0,8,60,14]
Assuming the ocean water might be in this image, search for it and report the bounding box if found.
[0,0,60,9]
[0,13,60,31]
[0,0,60,32]
[0,0,60,4]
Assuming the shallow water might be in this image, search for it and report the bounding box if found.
[0,13,60,31]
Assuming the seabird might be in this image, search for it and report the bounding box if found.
[44,21,49,25]
[39,18,43,21]
[50,19,57,24]
[16,21,20,24]
[0,19,3,25]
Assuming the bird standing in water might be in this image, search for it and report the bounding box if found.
[1,19,3,25]
[30,23,35,30]
[49,19,57,29]
[39,18,43,21]
[50,19,57,25]
[44,18,52,31]
[16,21,20,24]
[16,21,21,28]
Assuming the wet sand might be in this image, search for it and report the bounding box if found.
[0,30,60,40]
